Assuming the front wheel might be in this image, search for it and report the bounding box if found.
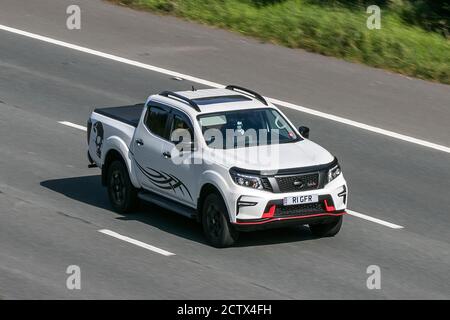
[202,193,239,248]
[309,216,343,237]
[107,160,139,213]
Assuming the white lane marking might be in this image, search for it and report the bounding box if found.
[347,210,404,229]
[0,25,222,88]
[62,119,404,230]
[99,229,175,256]
[59,121,87,131]
[270,98,450,154]
[0,24,449,154]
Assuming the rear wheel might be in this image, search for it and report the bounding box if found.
[202,193,239,248]
[309,216,343,237]
[107,160,138,213]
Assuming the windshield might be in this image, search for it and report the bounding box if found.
[197,108,300,149]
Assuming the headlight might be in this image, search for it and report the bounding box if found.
[230,171,263,190]
[328,164,342,183]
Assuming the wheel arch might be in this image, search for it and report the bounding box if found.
[102,149,125,186]
[101,135,141,188]
[197,183,231,223]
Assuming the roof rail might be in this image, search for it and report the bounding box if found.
[225,85,268,106]
[159,91,201,112]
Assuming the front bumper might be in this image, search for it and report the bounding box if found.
[233,212,345,231]
[227,174,347,228]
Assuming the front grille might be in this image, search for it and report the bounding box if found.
[275,173,319,193]
[261,177,273,192]
[275,202,325,217]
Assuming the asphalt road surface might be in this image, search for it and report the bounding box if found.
[0,0,449,299]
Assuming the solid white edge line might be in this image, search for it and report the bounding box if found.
[58,121,87,131]
[346,210,404,229]
[269,98,450,154]
[1,24,449,154]
[99,229,175,256]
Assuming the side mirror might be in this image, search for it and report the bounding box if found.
[298,126,310,139]
[205,136,216,145]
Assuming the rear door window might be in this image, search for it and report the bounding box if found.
[145,105,170,139]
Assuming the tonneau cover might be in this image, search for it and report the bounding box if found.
[94,103,144,127]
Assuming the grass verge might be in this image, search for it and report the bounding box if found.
[111,0,450,84]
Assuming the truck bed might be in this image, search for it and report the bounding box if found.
[94,103,144,128]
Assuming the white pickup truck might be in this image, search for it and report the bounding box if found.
[87,86,348,247]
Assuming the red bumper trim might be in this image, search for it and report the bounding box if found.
[234,211,346,225]
[324,199,335,212]
[261,204,276,218]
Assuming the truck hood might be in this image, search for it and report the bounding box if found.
[206,139,335,172]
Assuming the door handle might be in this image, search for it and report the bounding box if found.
[135,138,144,146]
[162,151,171,159]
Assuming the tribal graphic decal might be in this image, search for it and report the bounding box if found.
[134,160,193,200]
[93,121,104,158]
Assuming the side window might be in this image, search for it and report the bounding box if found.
[145,105,169,139]
[169,114,193,144]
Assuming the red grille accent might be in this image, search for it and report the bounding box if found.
[324,199,335,212]
[262,204,276,218]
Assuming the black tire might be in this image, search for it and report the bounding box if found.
[309,216,343,237]
[202,193,239,248]
[107,160,139,213]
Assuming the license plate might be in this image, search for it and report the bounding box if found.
[283,194,318,206]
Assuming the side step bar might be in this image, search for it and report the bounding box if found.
[138,190,197,219]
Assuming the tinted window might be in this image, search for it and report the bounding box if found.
[145,106,169,138]
[170,114,193,143]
